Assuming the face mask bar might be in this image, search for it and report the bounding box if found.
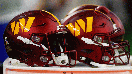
[112,40,130,65]
[102,41,130,65]
[30,31,77,67]
[93,33,130,65]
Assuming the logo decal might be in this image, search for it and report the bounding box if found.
[11,17,35,35]
[66,17,93,36]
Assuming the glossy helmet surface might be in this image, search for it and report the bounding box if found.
[61,4,130,65]
[3,10,77,67]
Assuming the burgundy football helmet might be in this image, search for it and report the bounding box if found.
[61,4,130,66]
[3,10,77,67]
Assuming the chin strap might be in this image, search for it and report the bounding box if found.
[51,45,69,65]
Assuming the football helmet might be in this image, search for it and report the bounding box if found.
[61,5,130,66]
[3,10,77,67]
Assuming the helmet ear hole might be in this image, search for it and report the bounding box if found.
[96,6,110,14]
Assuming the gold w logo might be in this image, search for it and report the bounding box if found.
[65,17,93,36]
[11,17,35,35]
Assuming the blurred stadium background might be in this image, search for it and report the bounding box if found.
[0,0,132,73]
